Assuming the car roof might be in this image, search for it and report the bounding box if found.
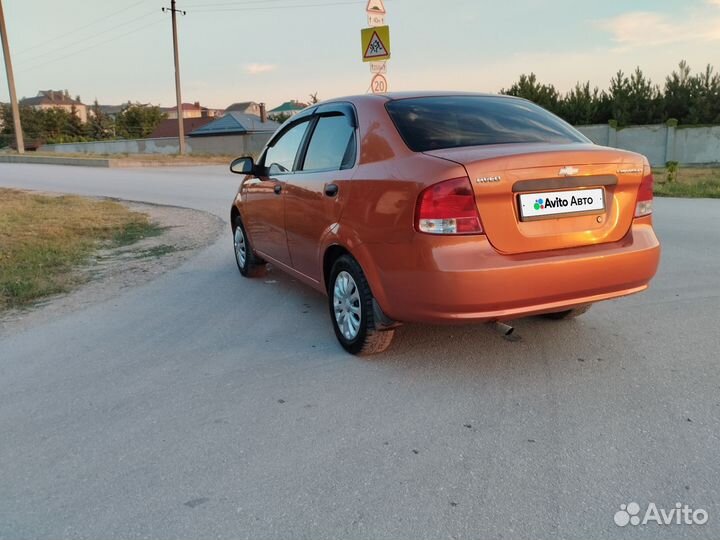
[321,91,519,106]
[281,92,526,125]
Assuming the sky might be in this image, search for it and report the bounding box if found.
[1,0,719,109]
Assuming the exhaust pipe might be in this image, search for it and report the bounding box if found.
[493,321,514,336]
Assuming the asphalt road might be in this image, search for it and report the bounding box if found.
[0,163,718,540]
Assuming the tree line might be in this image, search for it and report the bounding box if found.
[2,61,718,148]
[501,61,720,127]
[0,101,167,147]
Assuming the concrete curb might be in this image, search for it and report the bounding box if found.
[0,155,111,167]
[0,155,228,168]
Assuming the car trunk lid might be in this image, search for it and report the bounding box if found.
[426,143,646,255]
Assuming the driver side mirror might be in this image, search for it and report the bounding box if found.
[230,156,255,175]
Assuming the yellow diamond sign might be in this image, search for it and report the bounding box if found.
[361,25,390,62]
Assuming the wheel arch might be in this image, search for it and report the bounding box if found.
[321,242,393,320]
[230,204,240,230]
[322,244,351,290]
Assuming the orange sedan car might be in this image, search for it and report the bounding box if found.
[230,93,660,355]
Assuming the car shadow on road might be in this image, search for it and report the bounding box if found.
[367,303,649,392]
[226,262,642,389]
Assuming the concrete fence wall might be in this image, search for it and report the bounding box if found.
[39,133,273,158]
[38,125,720,167]
[576,124,720,167]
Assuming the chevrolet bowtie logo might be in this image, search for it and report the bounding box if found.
[558,166,579,177]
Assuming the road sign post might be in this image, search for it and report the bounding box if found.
[362,0,389,93]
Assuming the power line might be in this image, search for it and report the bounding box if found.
[15,0,366,68]
[189,0,364,12]
[18,12,153,64]
[18,17,164,74]
[15,0,146,55]
[185,0,357,6]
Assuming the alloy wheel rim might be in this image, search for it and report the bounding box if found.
[333,271,361,340]
[234,227,246,267]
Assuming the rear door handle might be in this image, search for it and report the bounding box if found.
[274,184,282,195]
[324,183,339,197]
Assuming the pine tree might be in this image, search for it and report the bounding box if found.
[501,73,561,114]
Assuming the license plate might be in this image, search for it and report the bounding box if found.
[518,188,605,220]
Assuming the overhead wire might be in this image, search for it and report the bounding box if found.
[188,0,364,13]
[15,0,147,56]
[19,16,165,74]
[185,0,356,6]
[19,12,155,64]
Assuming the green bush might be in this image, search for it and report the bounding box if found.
[665,161,679,183]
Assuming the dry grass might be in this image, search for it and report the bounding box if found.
[0,189,161,309]
[653,167,720,198]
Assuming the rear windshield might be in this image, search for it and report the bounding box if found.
[385,96,588,152]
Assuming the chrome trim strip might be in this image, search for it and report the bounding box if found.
[512,175,617,193]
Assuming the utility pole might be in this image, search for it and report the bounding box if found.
[0,0,24,154]
[163,0,186,155]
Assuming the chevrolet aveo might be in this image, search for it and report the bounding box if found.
[229,93,660,355]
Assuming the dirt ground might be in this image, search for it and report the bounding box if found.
[0,200,225,335]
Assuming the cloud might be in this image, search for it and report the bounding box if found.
[244,63,276,75]
[597,9,720,48]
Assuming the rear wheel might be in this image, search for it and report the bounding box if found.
[328,255,395,355]
[542,304,592,320]
[233,217,265,277]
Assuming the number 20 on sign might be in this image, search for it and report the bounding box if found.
[371,73,388,94]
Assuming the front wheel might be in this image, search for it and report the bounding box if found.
[233,217,265,277]
[328,255,395,355]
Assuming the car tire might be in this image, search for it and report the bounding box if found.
[233,217,266,277]
[542,304,592,320]
[328,254,395,356]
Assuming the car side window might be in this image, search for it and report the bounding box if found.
[264,120,310,175]
[301,114,356,172]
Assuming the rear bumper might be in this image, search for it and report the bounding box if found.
[361,219,660,323]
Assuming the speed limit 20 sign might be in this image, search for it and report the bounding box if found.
[371,73,388,94]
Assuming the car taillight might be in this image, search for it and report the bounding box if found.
[635,169,654,217]
[415,177,483,234]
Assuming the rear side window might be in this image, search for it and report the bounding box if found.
[302,114,356,172]
[264,120,310,175]
[385,96,588,152]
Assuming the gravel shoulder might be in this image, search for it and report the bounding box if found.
[0,199,225,335]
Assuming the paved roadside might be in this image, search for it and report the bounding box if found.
[0,163,718,540]
[1,199,224,334]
